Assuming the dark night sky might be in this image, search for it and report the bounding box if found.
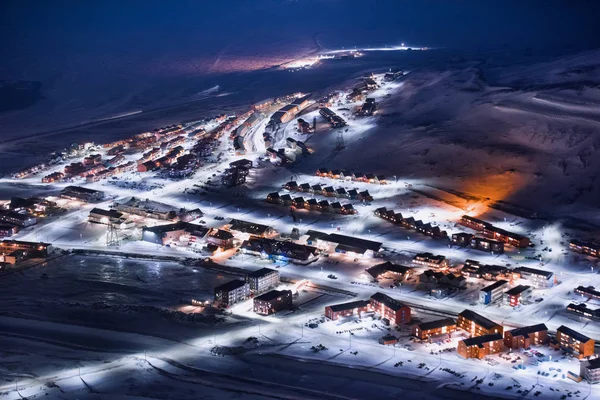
[2,0,600,77]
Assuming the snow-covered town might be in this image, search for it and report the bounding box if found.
[2,56,600,399]
[3,3,600,398]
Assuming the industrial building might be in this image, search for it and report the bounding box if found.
[142,222,209,246]
[457,310,503,337]
[253,289,293,315]
[308,232,382,258]
[214,280,250,308]
[240,237,318,264]
[503,324,548,349]
[113,197,178,220]
[246,267,280,294]
[88,208,131,228]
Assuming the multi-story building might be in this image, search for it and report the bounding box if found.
[0,225,19,238]
[0,210,37,227]
[570,240,600,258]
[412,318,457,340]
[369,292,411,325]
[580,358,600,384]
[504,324,548,349]
[513,267,554,288]
[458,334,504,359]
[479,280,508,305]
[575,286,600,301]
[457,310,503,337]
[0,240,52,258]
[555,325,595,359]
[246,268,280,294]
[214,280,250,308]
[482,226,530,248]
[452,232,474,246]
[325,300,371,321]
[253,289,293,315]
[460,215,491,231]
[412,253,449,269]
[470,237,504,254]
[504,285,532,307]
[60,186,105,202]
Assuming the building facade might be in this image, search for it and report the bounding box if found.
[412,318,457,340]
[457,310,503,337]
[253,289,293,315]
[214,280,250,308]
[458,334,504,359]
[504,324,548,349]
[370,292,411,325]
[246,268,280,294]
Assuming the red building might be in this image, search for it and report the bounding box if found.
[369,292,411,325]
[325,300,371,320]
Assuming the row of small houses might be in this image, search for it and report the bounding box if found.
[284,181,373,201]
[315,168,387,184]
[266,193,357,215]
[374,207,448,239]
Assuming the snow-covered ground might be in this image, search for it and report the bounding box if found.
[2,49,600,399]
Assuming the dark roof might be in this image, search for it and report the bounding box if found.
[461,215,491,227]
[255,289,291,302]
[324,233,382,253]
[505,285,531,296]
[229,219,273,235]
[458,310,500,330]
[90,208,123,218]
[215,280,247,292]
[63,186,101,194]
[507,323,548,338]
[247,267,278,278]
[586,358,600,370]
[485,225,527,241]
[327,299,370,313]
[417,318,457,331]
[515,267,553,279]
[480,280,509,293]
[306,230,329,242]
[462,333,503,347]
[370,292,406,311]
[557,325,591,343]
[210,229,234,240]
